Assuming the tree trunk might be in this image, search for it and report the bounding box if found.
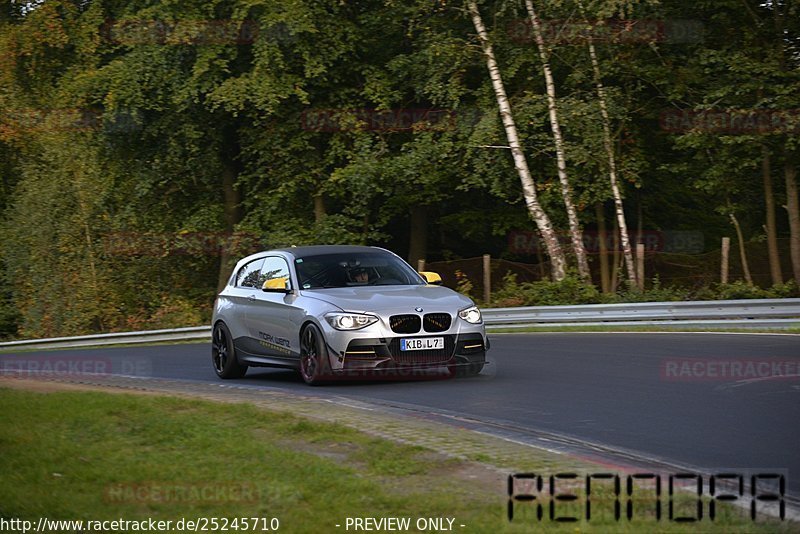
[729,213,753,285]
[721,237,730,284]
[535,236,547,279]
[610,216,620,293]
[576,0,636,288]
[763,146,782,285]
[523,0,589,281]
[468,0,566,280]
[786,157,800,285]
[636,243,645,291]
[73,176,104,331]
[314,193,327,222]
[217,162,243,291]
[361,213,370,242]
[636,191,643,253]
[408,205,428,269]
[596,202,610,293]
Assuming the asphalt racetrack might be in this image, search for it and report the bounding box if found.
[3,333,799,496]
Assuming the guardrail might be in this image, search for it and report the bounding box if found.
[1,299,798,351]
[484,298,800,328]
[0,326,211,351]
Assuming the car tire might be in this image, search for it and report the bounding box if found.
[299,323,330,385]
[212,322,248,379]
[448,356,485,378]
[464,362,485,376]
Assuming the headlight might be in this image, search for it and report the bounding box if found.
[458,305,482,324]
[325,312,379,331]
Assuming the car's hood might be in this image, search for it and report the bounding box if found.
[301,285,473,314]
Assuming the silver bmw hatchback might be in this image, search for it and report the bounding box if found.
[211,245,488,384]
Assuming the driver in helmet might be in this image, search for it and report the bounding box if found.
[347,266,370,284]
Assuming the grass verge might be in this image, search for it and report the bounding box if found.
[0,386,792,532]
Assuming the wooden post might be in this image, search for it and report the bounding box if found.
[417,259,426,272]
[636,243,645,291]
[729,213,754,285]
[483,254,491,304]
[721,237,730,284]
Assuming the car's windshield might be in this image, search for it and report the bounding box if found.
[294,251,424,289]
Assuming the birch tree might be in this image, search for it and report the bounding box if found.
[576,0,637,287]
[467,0,567,280]
[523,0,590,281]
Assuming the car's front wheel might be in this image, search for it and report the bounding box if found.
[448,355,485,378]
[212,322,248,379]
[299,323,330,385]
[464,361,485,376]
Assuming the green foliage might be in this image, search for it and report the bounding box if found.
[490,272,527,307]
[0,258,19,339]
[139,296,207,331]
[614,276,690,303]
[706,280,800,300]
[491,272,602,307]
[1,0,799,337]
[454,270,475,300]
[489,273,799,307]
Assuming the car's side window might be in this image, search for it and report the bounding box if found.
[259,256,291,289]
[235,258,265,288]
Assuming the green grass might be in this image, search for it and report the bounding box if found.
[0,387,792,532]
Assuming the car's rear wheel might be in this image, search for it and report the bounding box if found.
[212,322,248,379]
[300,323,330,385]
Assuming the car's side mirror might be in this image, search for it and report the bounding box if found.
[262,277,291,293]
[419,271,443,285]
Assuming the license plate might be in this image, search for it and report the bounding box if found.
[400,337,444,351]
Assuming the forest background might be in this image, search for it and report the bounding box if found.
[1,0,798,339]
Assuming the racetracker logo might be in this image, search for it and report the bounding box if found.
[101,231,263,257]
[660,109,800,134]
[0,107,140,136]
[104,482,260,504]
[660,359,800,382]
[508,230,704,255]
[508,19,704,45]
[300,108,480,132]
[0,356,113,377]
[100,19,260,45]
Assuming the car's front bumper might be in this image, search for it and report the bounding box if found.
[317,308,488,375]
[330,331,486,371]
